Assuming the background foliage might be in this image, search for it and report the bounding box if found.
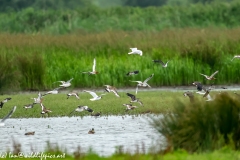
[0,1,239,92]
[0,1,239,34]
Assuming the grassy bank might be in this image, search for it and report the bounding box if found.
[0,28,240,91]
[0,90,179,118]
[0,90,237,118]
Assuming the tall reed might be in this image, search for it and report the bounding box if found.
[0,28,240,91]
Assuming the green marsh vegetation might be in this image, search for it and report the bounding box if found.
[0,1,240,92]
[1,28,240,92]
[1,1,240,159]
[151,92,240,153]
[5,135,240,160]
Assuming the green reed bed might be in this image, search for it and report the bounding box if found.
[0,28,240,91]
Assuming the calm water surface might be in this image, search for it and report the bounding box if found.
[0,115,164,156]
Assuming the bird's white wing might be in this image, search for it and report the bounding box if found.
[165,61,170,65]
[113,90,120,97]
[232,55,240,61]
[55,81,65,84]
[92,58,96,72]
[1,106,16,122]
[138,50,143,56]
[38,92,42,99]
[67,78,74,83]
[130,48,137,51]
[199,73,208,77]
[143,74,154,83]
[210,71,218,78]
[84,90,98,98]
[130,81,143,84]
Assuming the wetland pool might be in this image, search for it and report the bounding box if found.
[0,115,164,156]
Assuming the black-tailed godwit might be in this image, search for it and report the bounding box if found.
[23,103,35,110]
[0,97,12,109]
[183,91,194,103]
[82,58,98,75]
[126,70,139,76]
[67,92,80,99]
[104,85,120,97]
[40,103,52,116]
[69,105,93,115]
[42,87,62,96]
[83,90,105,101]
[54,78,73,88]
[192,82,206,92]
[130,73,154,94]
[126,93,143,106]
[152,60,170,67]
[123,104,137,111]
[200,71,218,80]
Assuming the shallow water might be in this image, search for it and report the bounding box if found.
[0,115,163,156]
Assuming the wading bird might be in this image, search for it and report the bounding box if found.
[67,92,80,99]
[126,70,139,76]
[200,71,219,80]
[152,60,170,68]
[104,85,120,97]
[31,92,42,104]
[88,128,95,134]
[203,89,214,101]
[42,87,62,96]
[83,90,105,101]
[0,106,16,126]
[69,105,93,115]
[23,103,35,110]
[128,48,143,56]
[196,89,214,101]
[192,82,206,92]
[183,91,194,103]
[54,78,73,88]
[130,73,154,94]
[231,55,240,61]
[82,58,98,75]
[91,112,101,117]
[0,97,12,109]
[123,104,137,111]
[40,103,52,117]
[25,131,35,135]
[126,93,143,106]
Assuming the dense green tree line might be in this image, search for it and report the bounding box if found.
[0,1,239,34]
[0,0,236,12]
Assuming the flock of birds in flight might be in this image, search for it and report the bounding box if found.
[1,48,240,134]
